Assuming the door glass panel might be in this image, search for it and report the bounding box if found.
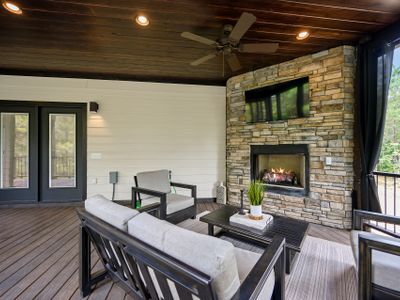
[49,114,76,188]
[1,113,29,189]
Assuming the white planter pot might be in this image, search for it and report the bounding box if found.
[250,205,262,217]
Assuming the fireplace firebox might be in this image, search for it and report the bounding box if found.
[250,145,309,196]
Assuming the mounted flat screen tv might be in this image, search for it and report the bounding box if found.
[245,77,310,123]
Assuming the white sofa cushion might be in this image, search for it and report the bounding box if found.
[128,212,175,250]
[128,213,240,300]
[85,194,139,231]
[136,169,171,200]
[235,247,275,300]
[141,193,194,215]
[351,230,400,292]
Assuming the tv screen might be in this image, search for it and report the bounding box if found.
[245,77,310,123]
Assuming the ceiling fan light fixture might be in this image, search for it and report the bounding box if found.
[296,31,310,40]
[135,15,149,26]
[2,1,22,14]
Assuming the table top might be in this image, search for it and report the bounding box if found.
[199,205,309,251]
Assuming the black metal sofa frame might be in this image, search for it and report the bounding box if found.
[132,177,197,224]
[353,209,400,300]
[77,208,286,300]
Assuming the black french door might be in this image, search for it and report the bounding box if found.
[0,101,86,204]
[0,105,38,202]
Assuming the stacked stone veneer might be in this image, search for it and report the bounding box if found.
[226,46,356,229]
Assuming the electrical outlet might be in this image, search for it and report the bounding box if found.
[325,157,332,165]
[91,178,97,184]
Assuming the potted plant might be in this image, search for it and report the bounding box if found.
[247,180,265,218]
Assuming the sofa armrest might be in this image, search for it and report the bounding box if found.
[353,209,400,230]
[170,182,197,200]
[358,233,400,300]
[232,236,286,300]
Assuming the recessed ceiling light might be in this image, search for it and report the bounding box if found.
[2,1,22,14]
[135,15,149,26]
[296,31,310,40]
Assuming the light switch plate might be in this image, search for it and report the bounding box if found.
[325,157,332,165]
[90,152,102,159]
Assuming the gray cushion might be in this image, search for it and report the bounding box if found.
[85,194,139,231]
[141,193,194,215]
[351,230,400,292]
[128,213,240,300]
[128,212,175,250]
[235,247,275,300]
[141,197,160,207]
[166,194,194,214]
[136,170,171,200]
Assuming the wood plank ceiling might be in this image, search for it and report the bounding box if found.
[0,0,400,85]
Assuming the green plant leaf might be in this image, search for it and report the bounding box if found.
[247,180,265,205]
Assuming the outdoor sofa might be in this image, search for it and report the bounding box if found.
[78,194,286,299]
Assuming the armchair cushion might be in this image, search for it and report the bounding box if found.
[85,194,139,231]
[166,193,194,214]
[128,212,240,300]
[140,193,194,215]
[235,247,275,300]
[140,197,160,207]
[136,169,171,199]
[351,230,400,292]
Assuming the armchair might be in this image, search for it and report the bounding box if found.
[352,209,400,300]
[132,169,197,224]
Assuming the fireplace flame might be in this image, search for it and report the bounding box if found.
[271,168,292,174]
[262,168,297,186]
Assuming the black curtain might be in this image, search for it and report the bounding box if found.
[357,42,395,212]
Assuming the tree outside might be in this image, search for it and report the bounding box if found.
[377,52,400,174]
[376,48,400,220]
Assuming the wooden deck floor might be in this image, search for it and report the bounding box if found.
[0,203,350,300]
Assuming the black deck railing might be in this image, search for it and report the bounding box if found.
[51,156,75,178]
[11,156,75,179]
[373,171,400,232]
[14,156,27,178]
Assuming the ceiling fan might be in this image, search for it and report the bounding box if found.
[181,12,279,76]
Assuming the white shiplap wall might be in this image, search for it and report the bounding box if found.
[0,76,226,200]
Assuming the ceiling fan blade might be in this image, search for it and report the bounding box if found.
[229,12,256,43]
[239,43,279,54]
[190,53,217,66]
[181,32,217,46]
[227,53,242,71]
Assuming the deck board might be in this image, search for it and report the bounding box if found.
[0,210,76,265]
[0,226,78,298]
[0,208,63,246]
[0,202,350,299]
[0,212,77,275]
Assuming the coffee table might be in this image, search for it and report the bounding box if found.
[200,205,309,274]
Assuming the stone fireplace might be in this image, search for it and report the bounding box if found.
[250,145,309,197]
[226,46,356,229]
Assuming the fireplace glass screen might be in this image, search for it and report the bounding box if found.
[256,154,306,189]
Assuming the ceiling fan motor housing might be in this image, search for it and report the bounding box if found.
[219,24,234,46]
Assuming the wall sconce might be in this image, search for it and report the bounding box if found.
[89,102,99,113]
